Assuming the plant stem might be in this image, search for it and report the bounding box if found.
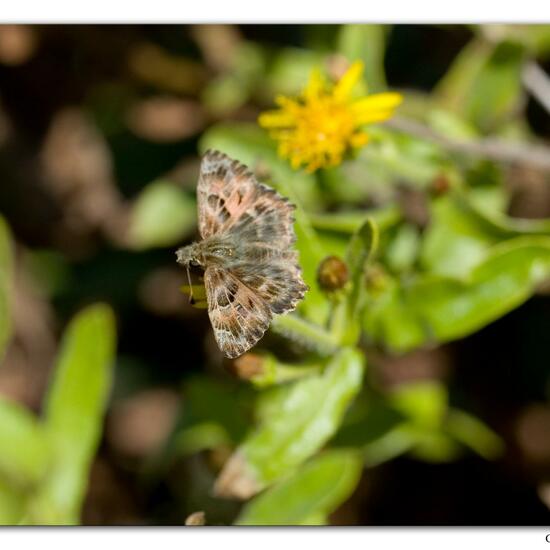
[310,205,401,234]
[271,314,340,355]
[386,115,550,172]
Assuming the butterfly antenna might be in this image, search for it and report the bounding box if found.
[186,265,195,305]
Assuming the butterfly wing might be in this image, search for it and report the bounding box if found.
[204,266,272,359]
[197,149,260,240]
[198,149,294,244]
[198,150,308,317]
[229,249,308,315]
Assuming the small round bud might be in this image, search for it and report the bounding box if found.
[317,255,349,293]
[229,353,278,388]
[430,174,451,197]
[325,54,351,81]
[231,353,266,380]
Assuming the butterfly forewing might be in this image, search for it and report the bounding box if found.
[197,150,259,240]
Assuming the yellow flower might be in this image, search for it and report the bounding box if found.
[258,61,403,172]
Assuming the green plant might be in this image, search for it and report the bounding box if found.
[163,25,550,524]
[0,225,116,526]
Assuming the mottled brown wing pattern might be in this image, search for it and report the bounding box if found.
[197,150,295,246]
[204,267,272,359]
[197,150,258,239]
[230,251,307,315]
[194,150,308,358]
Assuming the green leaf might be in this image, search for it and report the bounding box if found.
[446,409,504,460]
[128,180,197,249]
[406,428,461,463]
[347,219,379,274]
[457,191,550,238]
[175,422,231,456]
[435,38,495,115]
[426,108,479,140]
[490,24,550,56]
[465,41,525,131]
[421,194,502,278]
[363,278,426,352]
[310,205,402,235]
[0,397,50,489]
[361,125,454,189]
[387,382,461,463]
[411,236,550,344]
[362,425,417,466]
[337,24,388,92]
[331,390,413,465]
[0,215,13,361]
[366,235,550,353]
[297,512,328,526]
[179,377,252,444]
[331,218,378,345]
[245,354,322,389]
[236,450,362,526]
[263,48,325,98]
[214,348,365,499]
[435,38,525,132]
[384,223,420,274]
[389,381,447,430]
[0,477,25,525]
[421,185,550,280]
[37,304,116,524]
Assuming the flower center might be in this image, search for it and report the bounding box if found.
[297,98,355,146]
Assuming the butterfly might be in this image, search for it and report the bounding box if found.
[176,150,308,359]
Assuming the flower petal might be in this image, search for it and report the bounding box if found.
[333,61,364,101]
[349,132,369,148]
[258,110,297,129]
[351,92,403,115]
[304,69,325,101]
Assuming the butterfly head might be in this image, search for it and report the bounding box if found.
[176,243,205,305]
[176,242,204,269]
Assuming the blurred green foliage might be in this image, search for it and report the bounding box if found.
[0,291,116,525]
[129,180,197,250]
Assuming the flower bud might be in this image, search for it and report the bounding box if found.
[430,174,451,196]
[317,255,349,293]
[231,353,267,380]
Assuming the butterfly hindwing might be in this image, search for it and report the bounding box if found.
[229,250,308,315]
[204,266,272,359]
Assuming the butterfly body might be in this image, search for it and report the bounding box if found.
[176,150,308,359]
[176,237,236,268]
